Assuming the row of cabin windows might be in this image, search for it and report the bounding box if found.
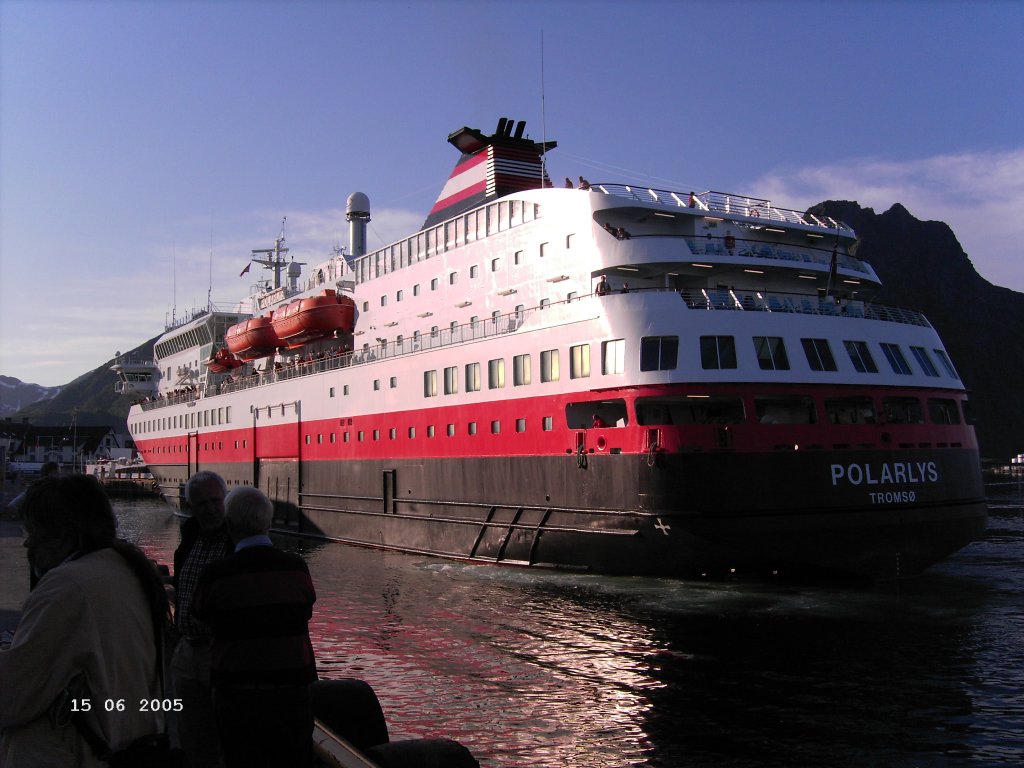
[305,416,558,445]
[364,235,568,313]
[634,394,967,427]
[134,406,231,435]
[353,200,543,284]
[700,335,958,378]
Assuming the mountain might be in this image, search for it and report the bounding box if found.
[5,203,1022,460]
[0,376,61,419]
[4,334,161,428]
[809,201,1023,463]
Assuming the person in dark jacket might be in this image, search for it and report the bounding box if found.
[193,486,317,768]
[170,471,233,768]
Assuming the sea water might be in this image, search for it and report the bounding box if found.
[116,474,1024,767]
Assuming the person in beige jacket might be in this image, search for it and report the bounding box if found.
[0,475,169,767]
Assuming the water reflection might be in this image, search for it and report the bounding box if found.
[113,478,1024,767]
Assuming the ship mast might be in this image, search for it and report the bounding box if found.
[247,217,290,289]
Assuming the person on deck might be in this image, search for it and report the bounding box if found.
[193,486,318,768]
[170,471,233,768]
[0,475,168,767]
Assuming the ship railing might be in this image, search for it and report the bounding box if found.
[138,288,928,412]
[683,237,871,275]
[679,287,930,326]
[594,184,855,235]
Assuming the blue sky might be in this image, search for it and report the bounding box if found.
[2,0,1022,387]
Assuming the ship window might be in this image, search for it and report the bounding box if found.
[423,370,437,397]
[380,295,387,307]
[928,398,961,425]
[373,429,380,440]
[540,298,550,309]
[641,336,680,371]
[431,326,439,337]
[880,343,913,375]
[540,242,548,258]
[636,395,745,425]
[413,284,421,296]
[466,362,481,392]
[824,397,876,425]
[910,346,940,377]
[541,349,560,382]
[801,338,837,372]
[566,399,628,429]
[470,265,479,279]
[447,424,456,437]
[491,420,501,434]
[317,434,323,444]
[843,340,878,373]
[305,435,311,445]
[408,427,416,438]
[343,385,350,396]
[882,397,924,424]
[488,358,505,389]
[396,290,404,302]
[389,428,396,440]
[570,344,591,379]
[331,433,336,443]
[431,278,438,291]
[700,336,736,369]
[961,399,976,425]
[390,377,397,388]
[491,258,500,272]
[363,301,369,311]
[754,395,816,424]
[346,432,352,443]
[513,354,532,386]
[498,202,509,231]
[427,425,435,437]
[603,339,626,374]
[444,366,458,394]
[516,418,526,433]
[514,250,523,265]
[486,204,498,235]
[468,422,477,435]
[449,272,457,285]
[566,234,574,249]
[934,349,959,378]
[373,379,380,391]
[753,336,789,371]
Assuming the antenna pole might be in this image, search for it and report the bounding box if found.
[540,30,547,184]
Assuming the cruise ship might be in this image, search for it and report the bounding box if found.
[116,117,987,580]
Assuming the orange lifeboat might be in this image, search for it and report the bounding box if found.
[225,315,280,360]
[271,289,356,349]
[205,347,244,373]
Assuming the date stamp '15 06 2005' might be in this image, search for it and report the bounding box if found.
[71,698,183,713]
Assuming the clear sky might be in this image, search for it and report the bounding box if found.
[2,0,1022,387]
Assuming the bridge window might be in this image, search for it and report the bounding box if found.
[641,336,680,371]
[700,336,736,369]
[934,349,959,378]
[910,346,940,377]
[566,399,628,429]
[844,340,878,373]
[801,338,836,372]
[880,343,913,375]
[570,344,591,379]
[603,339,626,374]
[541,349,560,382]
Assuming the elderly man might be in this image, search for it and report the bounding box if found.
[171,471,233,768]
[193,486,317,768]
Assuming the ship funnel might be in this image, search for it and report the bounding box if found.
[423,118,557,230]
[346,192,371,258]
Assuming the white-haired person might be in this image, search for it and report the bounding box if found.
[170,471,233,768]
[192,486,317,768]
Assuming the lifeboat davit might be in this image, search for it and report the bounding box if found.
[271,289,356,349]
[225,315,280,360]
[205,347,244,373]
